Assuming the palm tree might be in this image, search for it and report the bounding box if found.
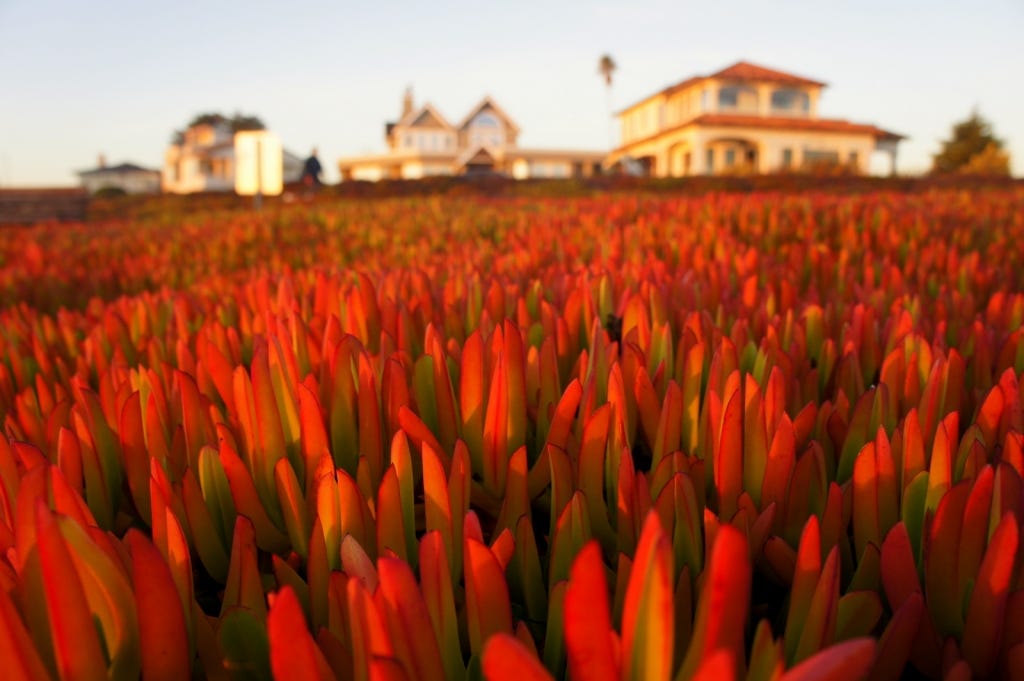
[598,54,617,149]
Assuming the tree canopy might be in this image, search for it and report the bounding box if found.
[932,111,1010,175]
[598,54,617,87]
[186,112,266,132]
[172,112,267,144]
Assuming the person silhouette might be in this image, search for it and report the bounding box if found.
[301,147,323,191]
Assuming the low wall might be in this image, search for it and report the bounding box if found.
[0,188,89,225]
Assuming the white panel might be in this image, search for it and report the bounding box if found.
[234,131,284,196]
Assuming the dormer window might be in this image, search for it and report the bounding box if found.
[472,112,499,127]
[467,111,504,148]
[771,89,810,114]
[717,85,758,113]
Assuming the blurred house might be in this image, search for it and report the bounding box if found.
[338,89,605,181]
[607,61,904,176]
[77,155,160,194]
[163,119,304,194]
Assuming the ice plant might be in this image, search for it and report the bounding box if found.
[0,186,1022,679]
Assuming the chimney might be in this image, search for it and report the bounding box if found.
[402,86,414,118]
[98,153,107,169]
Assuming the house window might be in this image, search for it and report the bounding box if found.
[725,148,736,167]
[781,148,793,169]
[803,149,840,167]
[718,85,757,111]
[705,148,714,173]
[849,151,859,168]
[701,89,709,111]
[472,112,499,128]
[468,111,503,147]
[771,89,810,113]
[404,134,413,148]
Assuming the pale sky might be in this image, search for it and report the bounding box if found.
[1,0,1021,185]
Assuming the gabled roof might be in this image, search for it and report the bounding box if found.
[396,103,454,130]
[456,96,521,135]
[455,144,502,168]
[710,61,826,87]
[620,60,826,115]
[78,162,159,176]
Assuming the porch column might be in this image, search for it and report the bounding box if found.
[754,143,768,174]
[655,146,671,178]
[690,142,707,175]
[757,83,772,116]
[808,89,821,118]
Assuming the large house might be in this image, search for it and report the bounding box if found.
[163,119,304,194]
[607,61,903,176]
[338,89,605,181]
[77,156,161,194]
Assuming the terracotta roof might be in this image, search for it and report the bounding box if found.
[614,113,905,154]
[710,61,826,87]
[663,76,705,97]
[692,113,904,139]
[619,60,826,115]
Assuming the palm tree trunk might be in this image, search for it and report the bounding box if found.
[606,84,614,150]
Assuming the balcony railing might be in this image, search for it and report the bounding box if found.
[716,103,761,115]
[769,105,811,118]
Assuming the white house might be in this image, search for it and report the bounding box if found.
[163,119,305,194]
[338,89,605,181]
[77,156,161,194]
[607,61,904,176]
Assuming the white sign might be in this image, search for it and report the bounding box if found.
[234,130,283,196]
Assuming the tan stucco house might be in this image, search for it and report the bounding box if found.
[607,61,903,176]
[338,89,605,181]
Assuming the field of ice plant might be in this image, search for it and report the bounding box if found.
[1,187,1023,680]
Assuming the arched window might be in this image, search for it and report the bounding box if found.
[771,89,810,114]
[471,112,499,127]
[468,111,503,147]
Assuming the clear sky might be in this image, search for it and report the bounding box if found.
[1,0,1021,185]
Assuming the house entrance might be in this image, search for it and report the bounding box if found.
[705,137,760,174]
[460,147,498,176]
